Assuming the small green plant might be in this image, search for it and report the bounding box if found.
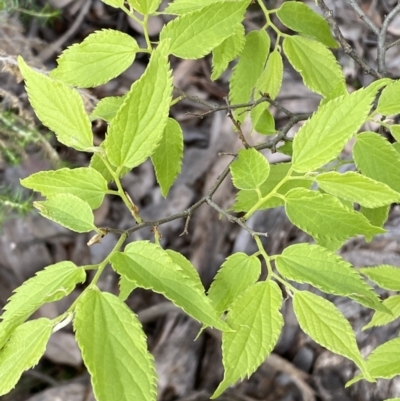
[1,0,400,400]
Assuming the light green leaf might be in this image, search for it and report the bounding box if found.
[292,81,389,173]
[0,261,85,349]
[91,96,126,123]
[128,0,161,14]
[276,243,384,311]
[110,241,229,331]
[316,171,400,208]
[250,103,276,135]
[360,205,390,228]
[353,132,400,193]
[384,398,400,401]
[376,80,400,116]
[21,167,108,209]
[34,194,96,233]
[283,36,345,97]
[18,57,93,151]
[233,163,311,212]
[89,153,130,183]
[151,118,183,197]
[160,1,248,59]
[284,188,385,250]
[230,148,270,190]
[105,42,172,169]
[119,276,137,301]
[101,0,123,8]
[277,1,337,48]
[211,24,245,81]
[212,281,283,399]
[164,0,243,14]
[360,265,400,291]
[74,289,156,401]
[293,291,371,381]
[277,141,293,157]
[391,124,400,142]
[255,49,283,100]
[0,319,53,396]
[50,30,138,88]
[229,30,270,123]
[363,295,400,330]
[208,253,261,315]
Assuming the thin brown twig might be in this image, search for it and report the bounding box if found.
[223,97,250,149]
[347,0,380,35]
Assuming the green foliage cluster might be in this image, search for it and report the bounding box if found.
[1,0,400,400]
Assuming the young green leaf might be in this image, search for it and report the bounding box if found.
[164,0,241,15]
[276,244,384,311]
[211,281,283,399]
[316,171,400,208]
[119,276,137,301]
[229,30,270,122]
[353,132,400,193]
[360,205,390,228]
[110,241,229,331]
[211,24,245,81]
[250,103,276,135]
[391,124,400,142]
[89,153,130,183]
[360,265,400,291]
[255,49,283,100]
[293,291,371,381]
[283,36,345,98]
[376,79,400,116]
[292,81,389,173]
[160,1,248,59]
[0,319,53,396]
[363,295,400,330]
[151,118,184,197]
[34,194,97,233]
[50,30,138,88]
[128,0,161,14]
[0,261,85,349]
[105,42,173,169]
[18,57,93,151]
[21,167,108,209]
[74,289,157,401]
[91,95,126,123]
[230,148,270,190]
[101,0,123,8]
[208,253,261,315]
[277,2,337,48]
[284,188,385,250]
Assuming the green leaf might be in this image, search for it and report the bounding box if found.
[250,103,276,135]
[119,276,137,301]
[353,132,400,193]
[34,194,96,233]
[230,148,270,190]
[110,241,229,331]
[101,0,123,8]
[105,42,173,169]
[360,265,400,291]
[316,171,400,208]
[208,253,261,315]
[151,118,183,197]
[160,1,248,59]
[283,36,345,97]
[360,205,390,228]
[376,79,400,115]
[164,0,243,14]
[91,96,126,123]
[50,30,138,88]
[74,289,156,401]
[21,167,108,209]
[284,188,385,250]
[211,281,283,399]
[363,295,400,330]
[229,30,270,123]
[233,163,311,212]
[89,153,130,183]
[293,291,371,381]
[292,81,389,173]
[128,0,161,14]
[18,56,93,151]
[276,243,384,311]
[390,124,400,142]
[255,49,283,100]
[0,261,85,349]
[211,24,245,81]
[277,1,337,48]
[0,319,53,396]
